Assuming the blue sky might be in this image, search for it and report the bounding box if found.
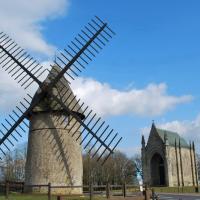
[0,0,200,156]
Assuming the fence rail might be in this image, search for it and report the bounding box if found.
[0,181,143,200]
[1,181,199,200]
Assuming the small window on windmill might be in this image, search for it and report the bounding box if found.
[62,114,70,127]
[64,116,69,125]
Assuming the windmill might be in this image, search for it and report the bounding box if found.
[0,16,122,194]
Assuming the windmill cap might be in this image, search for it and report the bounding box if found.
[28,65,85,120]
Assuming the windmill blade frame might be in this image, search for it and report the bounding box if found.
[0,16,114,90]
[37,67,122,164]
[0,33,46,89]
[0,16,122,165]
[50,93,122,163]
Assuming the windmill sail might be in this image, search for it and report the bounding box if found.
[0,32,46,89]
[47,66,122,164]
[0,16,122,168]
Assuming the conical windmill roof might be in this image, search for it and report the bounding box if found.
[30,65,84,118]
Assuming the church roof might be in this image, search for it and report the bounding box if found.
[155,127,189,148]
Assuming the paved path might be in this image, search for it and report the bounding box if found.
[158,193,200,200]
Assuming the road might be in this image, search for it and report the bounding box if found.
[158,193,200,200]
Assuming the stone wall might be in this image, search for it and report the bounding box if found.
[166,146,196,187]
[25,112,83,195]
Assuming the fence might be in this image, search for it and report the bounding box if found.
[2,181,199,200]
[0,181,145,200]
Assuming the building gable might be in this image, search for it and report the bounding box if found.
[146,123,164,149]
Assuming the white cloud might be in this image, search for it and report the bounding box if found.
[0,71,193,118]
[0,0,70,112]
[71,77,193,117]
[0,70,26,113]
[0,0,70,56]
[156,117,200,142]
[0,60,52,113]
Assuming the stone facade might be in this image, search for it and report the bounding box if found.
[25,66,83,194]
[142,123,198,187]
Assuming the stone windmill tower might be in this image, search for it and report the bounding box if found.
[25,66,84,194]
[0,16,122,194]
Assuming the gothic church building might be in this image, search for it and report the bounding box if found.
[142,123,198,187]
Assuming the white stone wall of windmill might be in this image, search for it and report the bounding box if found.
[24,66,83,194]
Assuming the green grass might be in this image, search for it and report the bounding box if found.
[0,193,106,200]
[152,186,200,193]
[0,193,49,200]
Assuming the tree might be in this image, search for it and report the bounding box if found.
[0,144,139,186]
[83,150,138,185]
[0,144,27,181]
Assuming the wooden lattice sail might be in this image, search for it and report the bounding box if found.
[0,16,122,194]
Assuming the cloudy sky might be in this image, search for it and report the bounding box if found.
[0,0,200,156]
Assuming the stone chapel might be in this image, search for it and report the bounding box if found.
[142,123,198,187]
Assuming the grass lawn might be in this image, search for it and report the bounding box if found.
[0,193,105,200]
[152,186,200,193]
[0,193,49,200]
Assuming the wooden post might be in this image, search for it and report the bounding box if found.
[48,182,51,200]
[57,196,63,200]
[106,182,110,199]
[5,181,9,200]
[152,188,155,200]
[123,182,126,198]
[22,182,25,193]
[144,185,147,200]
[144,185,150,200]
[89,183,93,200]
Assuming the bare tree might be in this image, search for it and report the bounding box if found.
[83,150,138,185]
[0,144,27,181]
[0,144,139,185]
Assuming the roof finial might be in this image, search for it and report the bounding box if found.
[142,135,145,146]
[152,120,156,129]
